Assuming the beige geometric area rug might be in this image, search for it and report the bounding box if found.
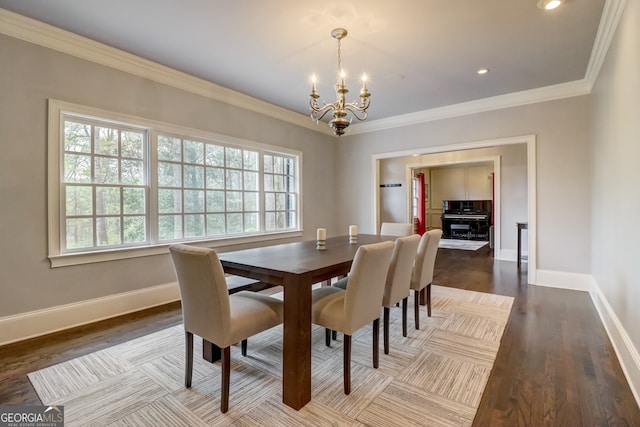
[28,286,513,426]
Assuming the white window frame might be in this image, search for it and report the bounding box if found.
[48,99,303,267]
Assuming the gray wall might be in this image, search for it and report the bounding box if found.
[590,0,640,375]
[337,95,592,274]
[0,34,336,317]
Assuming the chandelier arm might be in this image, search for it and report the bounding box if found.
[344,104,368,121]
[310,103,336,121]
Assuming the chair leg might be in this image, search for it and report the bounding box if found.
[414,290,420,330]
[344,335,352,395]
[383,307,390,355]
[185,331,193,388]
[325,328,332,346]
[373,318,380,369]
[221,346,231,413]
[241,339,248,356]
[402,297,408,337]
[427,283,432,317]
[332,330,337,340]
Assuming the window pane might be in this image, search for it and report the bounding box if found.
[206,214,225,235]
[285,157,295,174]
[121,131,143,159]
[226,191,242,211]
[123,188,145,214]
[158,162,181,187]
[184,190,204,213]
[206,167,224,189]
[275,193,286,211]
[64,121,91,153]
[273,156,284,174]
[64,154,92,183]
[264,155,273,173]
[121,159,144,185]
[287,194,296,210]
[265,212,275,231]
[159,215,182,240]
[95,127,119,156]
[124,216,146,243]
[288,211,296,228]
[158,136,181,161]
[66,218,93,249]
[183,140,204,164]
[96,187,120,215]
[94,157,119,184]
[226,147,242,169]
[66,186,93,216]
[276,212,286,229]
[185,214,205,237]
[244,171,258,191]
[265,192,275,211]
[244,213,259,232]
[226,170,242,190]
[243,151,259,170]
[244,192,258,211]
[206,144,224,166]
[183,165,204,188]
[206,190,225,212]
[273,175,284,191]
[264,174,273,191]
[158,189,182,213]
[226,213,242,233]
[96,217,121,246]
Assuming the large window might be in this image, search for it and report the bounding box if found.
[48,100,301,266]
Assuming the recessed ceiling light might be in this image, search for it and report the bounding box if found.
[477,68,489,75]
[538,0,563,10]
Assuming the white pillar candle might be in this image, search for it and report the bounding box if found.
[317,228,326,240]
[349,225,358,236]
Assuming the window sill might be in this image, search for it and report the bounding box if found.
[48,231,303,268]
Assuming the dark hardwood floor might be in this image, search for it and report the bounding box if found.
[1,245,639,426]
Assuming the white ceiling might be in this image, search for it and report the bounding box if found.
[0,0,606,123]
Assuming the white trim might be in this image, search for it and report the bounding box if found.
[0,282,180,346]
[0,3,625,137]
[584,0,627,88]
[372,134,536,284]
[590,277,640,407]
[533,270,593,292]
[350,81,590,135]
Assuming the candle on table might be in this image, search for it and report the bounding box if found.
[349,225,358,236]
[317,228,326,241]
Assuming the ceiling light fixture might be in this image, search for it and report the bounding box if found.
[310,28,371,137]
[538,0,563,10]
[477,68,490,75]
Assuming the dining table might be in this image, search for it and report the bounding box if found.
[210,233,395,410]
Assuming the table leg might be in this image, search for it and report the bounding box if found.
[282,272,312,410]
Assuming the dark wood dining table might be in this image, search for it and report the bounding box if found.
[212,233,394,410]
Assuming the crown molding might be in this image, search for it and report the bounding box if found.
[0,8,334,137]
[348,79,591,135]
[584,0,627,88]
[0,2,624,138]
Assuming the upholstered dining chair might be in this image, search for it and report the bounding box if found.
[410,229,443,329]
[169,244,284,413]
[380,222,414,236]
[311,241,394,394]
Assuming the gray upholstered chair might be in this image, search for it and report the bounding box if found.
[169,244,283,413]
[380,222,414,237]
[410,229,443,329]
[311,241,394,394]
[381,234,421,354]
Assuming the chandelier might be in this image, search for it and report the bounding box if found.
[309,28,371,137]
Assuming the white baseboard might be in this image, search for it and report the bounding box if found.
[590,278,640,407]
[534,269,593,291]
[495,248,528,262]
[0,282,180,346]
